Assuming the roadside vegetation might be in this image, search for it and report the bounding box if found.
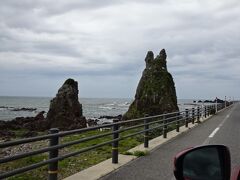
[0,121,185,179]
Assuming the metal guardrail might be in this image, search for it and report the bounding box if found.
[0,102,233,179]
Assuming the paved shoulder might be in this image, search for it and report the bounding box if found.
[100,105,237,180]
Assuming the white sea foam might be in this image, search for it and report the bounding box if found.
[97,118,113,125]
[0,97,209,120]
[99,106,115,110]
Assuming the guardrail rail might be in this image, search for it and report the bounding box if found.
[0,102,233,179]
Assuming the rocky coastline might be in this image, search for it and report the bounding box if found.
[0,106,37,112]
[0,51,226,141]
[0,112,122,141]
[0,79,124,141]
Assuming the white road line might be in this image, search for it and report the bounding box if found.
[208,127,220,138]
[203,112,232,145]
[208,113,230,138]
[219,114,230,127]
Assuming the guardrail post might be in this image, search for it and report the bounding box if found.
[207,106,210,116]
[48,128,59,180]
[215,102,218,113]
[144,115,149,148]
[163,115,167,138]
[185,109,189,127]
[197,106,200,123]
[225,97,227,108]
[112,119,119,164]
[204,106,207,118]
[176,112,180,132]
[192,108,195,124]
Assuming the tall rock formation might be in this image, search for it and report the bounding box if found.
[46,78,86,130]
[123,49,179,120]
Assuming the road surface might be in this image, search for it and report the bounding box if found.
[100,103,240,180]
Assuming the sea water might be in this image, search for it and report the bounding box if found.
[0,96,198,121]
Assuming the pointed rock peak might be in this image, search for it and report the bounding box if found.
[47,78,86,130]
[122,48,178,120]
[159,49,167,60]
[64,78,78,88]
[145,51,154,67]
[57,78,78,95]
[154,49,167,70]
[145,51,154,59]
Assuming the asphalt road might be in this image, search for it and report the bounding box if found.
[100,103,240,180]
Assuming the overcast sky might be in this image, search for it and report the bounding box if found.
[0,0,239,100]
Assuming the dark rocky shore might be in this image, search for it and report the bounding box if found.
[0,79,123,141]
[0,112,122,141]
[0,106,37,112]
[0,111,122,141]
[0,113,122,140]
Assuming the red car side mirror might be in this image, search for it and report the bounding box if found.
[232,167,240,180]
[174,145,231,180]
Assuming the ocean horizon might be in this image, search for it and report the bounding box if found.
[0,96,203,121]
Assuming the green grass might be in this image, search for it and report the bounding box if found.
[122,151,133,155]
[1,120,187,180]
[1,155,48,180]
[122,150,149,157]
[133,150,149,157]
[0,128,144,179]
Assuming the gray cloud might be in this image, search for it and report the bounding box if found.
[0,0,239,98]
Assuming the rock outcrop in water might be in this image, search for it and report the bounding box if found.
[123,49,179,120]
[46,78,87,130]
[0,111,47,140]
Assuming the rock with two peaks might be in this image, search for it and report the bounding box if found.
[46,78,87,130]
[123,49,179,120]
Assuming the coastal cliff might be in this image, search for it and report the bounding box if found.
[123,49,179,120]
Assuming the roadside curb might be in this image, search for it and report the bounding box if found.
[64,154,137,180]
[64,106,232,180]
